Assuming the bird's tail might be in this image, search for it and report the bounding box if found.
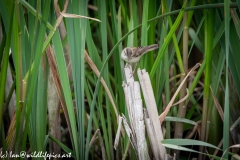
[146,44,159,52]
[139,44,159,55]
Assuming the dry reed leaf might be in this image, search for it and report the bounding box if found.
[221,144,240,160]
[89,129,106,160]
[97,131,107,160]
[122,114,137,151]
[230,117,240,131]
[89,129,100,148]
[210,86,224,121]
[122,81,136,138]
[171,89,189,106]
[54,0,101,22]
[211,139,223,160]
[185,120,200,139]
[114,116,123,150]
[53,0,69,31]
[84,51,119,120]
[60,13,101,22]
[46,46,73,143]
[159,63,200,124]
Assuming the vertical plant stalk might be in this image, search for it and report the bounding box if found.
[173,10,188,158]
[163,25,171,141]
[223,0,230,158]
[0,2,14,140]
[199,6,214,160]
[0,42,9,134]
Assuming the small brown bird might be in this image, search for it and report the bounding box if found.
[121,44,159,75]
[121,44,159,64]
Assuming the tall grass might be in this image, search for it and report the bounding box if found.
[0,0,240,159]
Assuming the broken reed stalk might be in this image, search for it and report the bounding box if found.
[122,65,150,160]
[114,63,201,160]
[114,64,166,160]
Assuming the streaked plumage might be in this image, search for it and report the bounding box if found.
[121,44,159,64]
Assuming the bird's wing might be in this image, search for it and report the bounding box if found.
[129,44,158,59]
[131,47,146,58]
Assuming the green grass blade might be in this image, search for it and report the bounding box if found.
[64,1,88,159]
[52,30,79,159]
[229,19,240,100]
[96,0,112,159]
[109,1,125,115]
[146,0,157,70]
[162,0,184,74]
[35,59,49,152]
[163,143,225,160]
[19,0,54,31]
[0,4,14,134]
[150,1,186,79]
[0,0,24,152]
[49,135,74,157]
[162,139,220,150]
[237,0,240,11]
[223,0,230,158]
[164,117,198,126]
[20,0,51,154]
[140,0,149,47]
